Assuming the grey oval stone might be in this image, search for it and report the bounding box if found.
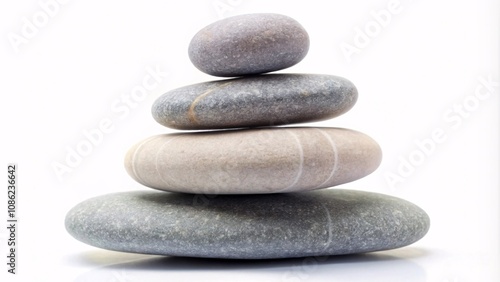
[65,189,430,259]
[188,13,310,77]
[124,127,381,194]
[152,74,357,130]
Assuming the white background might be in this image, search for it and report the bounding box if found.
[1,0,499,281]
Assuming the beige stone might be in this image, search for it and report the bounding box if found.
[124,127,382,194]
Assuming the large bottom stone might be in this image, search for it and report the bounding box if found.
[65,189,430,259]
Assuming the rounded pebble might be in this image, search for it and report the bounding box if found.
[65,189,430,259]
[152,74,357,130]
[188,13,310,77]
[124,127,382,194]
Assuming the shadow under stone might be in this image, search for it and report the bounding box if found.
[72,247,429,282]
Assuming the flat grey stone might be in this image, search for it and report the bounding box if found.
[124,127,381,194]
[152,74,357,130]
[188,13,309,77]
[65,189,430,259]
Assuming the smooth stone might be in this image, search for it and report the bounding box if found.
[124,127,382,194]
[65,189,430,259]
[188,13,309,77]
[152,74,357,130]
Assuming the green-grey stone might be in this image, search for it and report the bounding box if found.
[152,74,357,130]
[65,189,430,259]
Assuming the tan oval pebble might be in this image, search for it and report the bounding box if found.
[124,127,382,194]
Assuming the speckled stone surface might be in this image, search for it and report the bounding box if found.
[124,127,381,194]
[188,13,309,77]
[65,189,430,259]
[152,74,357,130]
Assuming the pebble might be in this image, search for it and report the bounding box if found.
[124,127,382,194]
[188,13,310,77]
[65,189,430,259]
[152,74,357,130]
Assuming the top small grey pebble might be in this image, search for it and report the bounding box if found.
[188,13,310,77]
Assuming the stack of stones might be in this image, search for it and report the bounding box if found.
[66,13,430,259]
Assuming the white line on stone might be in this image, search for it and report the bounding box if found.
[320,202,333,251]
[314,128,339,189]
[131,135,161,185]
[281,130,304,192]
